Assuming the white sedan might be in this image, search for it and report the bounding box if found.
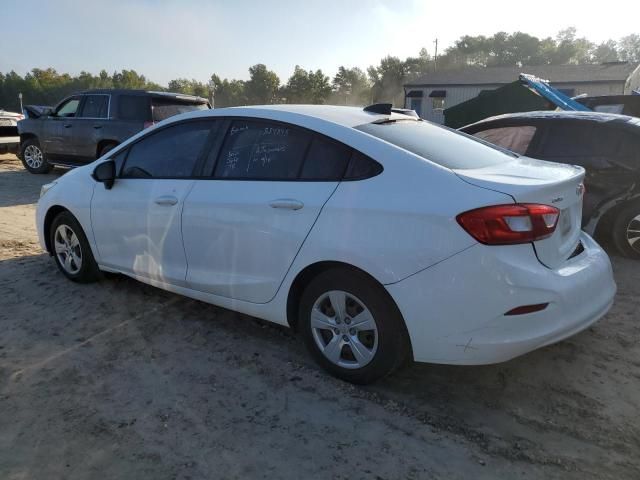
[36,104,616,383]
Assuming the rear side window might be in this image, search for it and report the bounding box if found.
[300,137,351,180]
[537,123,599,158]
[472,126,537,155]
[357,120,515,170]
[345,152,383,179]
[118,95,151,122]
[152,99,209,122]
[214,120,311,179]
[79,95,109,119]
[121,120,214,178]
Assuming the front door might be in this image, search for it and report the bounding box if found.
[90,119,216,285]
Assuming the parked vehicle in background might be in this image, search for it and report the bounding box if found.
[0,109,23,155]
[17,89,210,173]
[460,111,640,259]
[36,104,615,383]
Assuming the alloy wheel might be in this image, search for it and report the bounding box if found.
[310,290,378,369]
[626,214,640,254]
[24,144,44,169]
[54,224,82,275]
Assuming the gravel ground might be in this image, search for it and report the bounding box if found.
[0,154,639,480]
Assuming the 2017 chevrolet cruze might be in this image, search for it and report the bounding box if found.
[36,104,616,384]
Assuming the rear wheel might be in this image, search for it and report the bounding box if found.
[21,138,52,174]
[612,202,640,259]
[299,268,410,384]
[50,211,100,282]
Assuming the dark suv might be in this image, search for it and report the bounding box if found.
[18,89,210,173]
[460,111,640,259]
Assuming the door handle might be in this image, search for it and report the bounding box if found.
[63,124,72,128]
[93,125,102,129]
[269,199,304,210]
[154,195,178,206]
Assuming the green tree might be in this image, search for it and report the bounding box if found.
[210,74,246,107]
[332,66,371,105]
[591,40,619,63]
[368,56,407,106]
[282,66,331,104]
[244,64,280,105]
[619,34,640,62]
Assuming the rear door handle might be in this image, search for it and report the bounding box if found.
[93,125,102,130]
[269,199,304,210]
[154,195,178,206]
[63,124,72,128]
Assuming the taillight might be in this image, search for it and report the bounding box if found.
[143,121,155,129]
[456,204,559,245]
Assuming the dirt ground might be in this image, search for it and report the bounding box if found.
[0,153,638,480]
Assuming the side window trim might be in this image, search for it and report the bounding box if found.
[118,119,218,179]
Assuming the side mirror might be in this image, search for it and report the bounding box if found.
[92,160,116,190]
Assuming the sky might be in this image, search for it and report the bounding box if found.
[1,0,639,86]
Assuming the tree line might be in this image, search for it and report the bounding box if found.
[1,28,639,112]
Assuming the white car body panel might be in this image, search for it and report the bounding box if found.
[182,180,339,303]
[91,178,195,286]
[35,105,617,365]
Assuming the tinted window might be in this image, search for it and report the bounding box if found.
[109,148,128,175]
[356,120,515,170]
[538,123,600,158]
[215,121,310,179]
[79,95,109,119]
[473,126,537,155]
[300,137,351,180]
[118,95,151,121]
[152,99,209,122]
[121,121,214,178]
[345,151,383,179]
[55,98,80,117]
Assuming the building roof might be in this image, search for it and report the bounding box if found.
[405,62,639,87]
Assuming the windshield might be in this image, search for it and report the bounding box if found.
[356,120,517,170]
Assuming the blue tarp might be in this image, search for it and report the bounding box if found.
[519,74,592,111]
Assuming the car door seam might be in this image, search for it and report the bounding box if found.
[180,180,198,284]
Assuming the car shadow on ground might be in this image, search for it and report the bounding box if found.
[0,160,63,208]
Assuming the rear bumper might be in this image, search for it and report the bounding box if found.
[386,232,616,365]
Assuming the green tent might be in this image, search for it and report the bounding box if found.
[444,81,552,128]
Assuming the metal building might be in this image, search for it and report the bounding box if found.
[404,62,640,124]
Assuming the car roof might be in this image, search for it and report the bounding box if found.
[463,110,638,130]
[77,88,208,103]
[180,104,415,129]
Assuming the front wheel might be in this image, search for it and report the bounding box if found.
[21,138,52,174]
[299,268,410,384]
[50,211,101,282]
[612,202,640,260]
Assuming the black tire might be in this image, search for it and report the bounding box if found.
[298,268,411,384]
[98,143,117,158]
[612,201,640,260]
[49,211,101,283]
[20,138,52,174]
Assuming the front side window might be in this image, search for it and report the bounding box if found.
[215,120,311,179]
[121,120,214,178]
[79,95,109,119]
[55,97,80,117]
[473,126,537,155]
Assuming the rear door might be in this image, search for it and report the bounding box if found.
[73,94,111,161]
[91,119,216,285]
[182,119,349,303]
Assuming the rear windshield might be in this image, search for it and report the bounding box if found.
[356,120,516,170]
[151,99,209,122]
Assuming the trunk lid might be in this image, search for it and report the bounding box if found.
[454,156,585,269]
